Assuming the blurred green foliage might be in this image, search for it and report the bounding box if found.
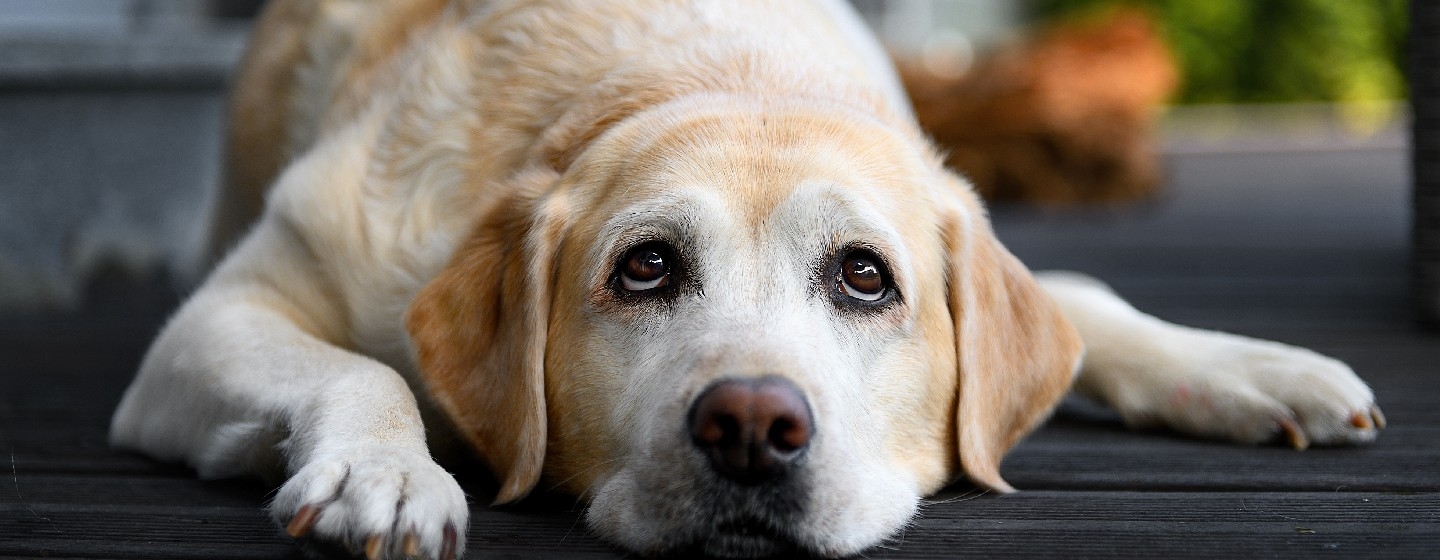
[1030,0,1408,104]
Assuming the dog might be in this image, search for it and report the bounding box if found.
[110,1,1384,558]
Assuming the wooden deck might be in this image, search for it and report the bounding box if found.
[2,146,1437,558]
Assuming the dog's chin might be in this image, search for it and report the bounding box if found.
[589,466,826,559]
[693,517,801,559]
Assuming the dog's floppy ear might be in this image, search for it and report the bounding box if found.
[939,174,1084,493]
[406,167,566,504]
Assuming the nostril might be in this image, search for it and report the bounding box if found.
[717,415,742,444]
[754,384,812,454]
[767,417,806,454]
[687,376,814,484]
[693,412,736,447]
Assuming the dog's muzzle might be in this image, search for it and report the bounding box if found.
[675,376,818,557]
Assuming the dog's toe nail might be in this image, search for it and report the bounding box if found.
[286,505,319,538]
[441,522,458,560]
[1370,405,1387,430]
[365,535,384,560]
[403,533,420,557]
[1350,411,1373,430]
[1278,417,1309,450]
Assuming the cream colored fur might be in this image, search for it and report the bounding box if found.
[111,1,1382,558]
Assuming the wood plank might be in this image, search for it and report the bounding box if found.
[5,492,1435,559]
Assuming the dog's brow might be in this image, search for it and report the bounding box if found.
[600,188,726,236]
[778,182,908,258]
[590,187,728,269]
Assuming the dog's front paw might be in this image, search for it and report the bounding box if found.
[272,448,467,559]
[1113,330,1384,449]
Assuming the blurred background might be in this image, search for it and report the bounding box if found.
[0,0,1415,311]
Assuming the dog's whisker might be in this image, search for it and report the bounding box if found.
[544,457,623,494]
[920,487,991,506]
[560,502,588,544]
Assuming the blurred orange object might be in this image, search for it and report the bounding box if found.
[898,9,1178,203]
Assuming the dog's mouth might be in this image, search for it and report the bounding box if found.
[683,516,802,559]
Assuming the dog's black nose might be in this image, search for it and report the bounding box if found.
[688,376,813,484]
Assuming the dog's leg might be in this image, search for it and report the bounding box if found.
[1035,271,1384,448]
[110,224,465,560]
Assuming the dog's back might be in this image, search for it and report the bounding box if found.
[208,0,447,260]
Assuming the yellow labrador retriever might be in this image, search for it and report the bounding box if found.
[111,1,1384,558]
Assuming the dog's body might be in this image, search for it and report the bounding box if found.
[111,1,1383,558]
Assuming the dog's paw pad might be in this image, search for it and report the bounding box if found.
[272,449,467,559]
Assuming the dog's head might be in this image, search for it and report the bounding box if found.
[407,95,1082,557]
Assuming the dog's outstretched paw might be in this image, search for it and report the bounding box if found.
[1111,329,1384,449]
[1222,337,1384,448]
[271,448,467,559]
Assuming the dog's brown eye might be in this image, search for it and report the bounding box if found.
[839,252,886,301]
[620,245,671,292]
